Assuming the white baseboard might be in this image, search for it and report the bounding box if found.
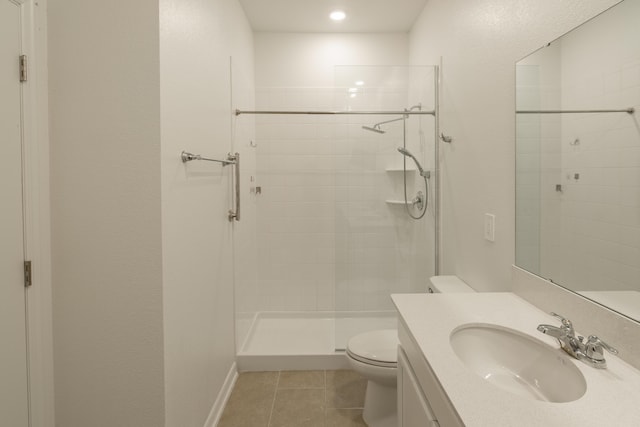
[204,362,238,427]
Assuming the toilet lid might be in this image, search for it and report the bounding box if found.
[346,329,398,367]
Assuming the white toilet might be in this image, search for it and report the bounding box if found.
[345,276,475,427]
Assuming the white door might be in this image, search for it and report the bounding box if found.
[1,0,30,426]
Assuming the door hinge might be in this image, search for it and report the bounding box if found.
[24,261,32,287]
[19,55,27,82]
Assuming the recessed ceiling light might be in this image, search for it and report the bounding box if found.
[330,10,346,21]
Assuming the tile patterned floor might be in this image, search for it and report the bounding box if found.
[218,370,368,427]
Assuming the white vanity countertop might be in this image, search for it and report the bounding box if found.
[392,292,640,427]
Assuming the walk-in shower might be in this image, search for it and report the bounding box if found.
[232,65,439,370]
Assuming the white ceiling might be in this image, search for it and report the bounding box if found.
[238,0,429,33]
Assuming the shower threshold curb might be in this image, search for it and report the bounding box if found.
[236,352,350,372]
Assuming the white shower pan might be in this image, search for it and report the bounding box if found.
[237,311,398,371]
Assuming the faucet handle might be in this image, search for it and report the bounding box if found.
[550,312,574,330]
[585,335,619,360]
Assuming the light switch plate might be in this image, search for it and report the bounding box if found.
[484,213,495,242]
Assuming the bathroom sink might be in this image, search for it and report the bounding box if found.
[450,324,586,403]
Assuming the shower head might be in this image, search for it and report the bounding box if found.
[362,124,385,134]
[362,116,406,134]
[397,147,428,177]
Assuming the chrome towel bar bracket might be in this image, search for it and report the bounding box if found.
[181,151,235,166]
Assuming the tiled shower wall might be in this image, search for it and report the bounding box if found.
[254,87,342,312]
[246,83,435,314]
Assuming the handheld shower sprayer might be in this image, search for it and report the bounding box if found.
[397,147,429,178]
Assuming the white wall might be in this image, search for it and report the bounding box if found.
[409,0,621,291]
[50,0,254,425]
[159,0,254,425]
[255,33,409,87]
[49,1,165,426]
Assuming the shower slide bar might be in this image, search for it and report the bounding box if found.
[235,109,435,116]
[517,108,635,114]
[181,151,241,222]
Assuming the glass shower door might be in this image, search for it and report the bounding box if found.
[333,65,438,351]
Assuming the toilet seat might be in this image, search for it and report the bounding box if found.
[346,329,398,368]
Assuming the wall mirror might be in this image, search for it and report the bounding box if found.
[515,0,640,322]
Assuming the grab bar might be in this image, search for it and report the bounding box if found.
[181,150,240,222]
[227,152,240,222]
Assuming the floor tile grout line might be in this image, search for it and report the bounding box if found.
[266,371,281,427]
[277,387,325,389]
[323,370,327,426]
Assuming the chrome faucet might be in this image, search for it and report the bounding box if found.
[537,312,618,369]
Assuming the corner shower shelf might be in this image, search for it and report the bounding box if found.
[386,167,417,173]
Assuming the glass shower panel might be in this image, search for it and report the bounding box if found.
[332,66,437,351]
[234,85,345,356]
[232,66,437,358]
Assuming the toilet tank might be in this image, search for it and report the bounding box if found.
[428,275,475,294]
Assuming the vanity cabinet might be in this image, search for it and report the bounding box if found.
[397,320,464,427]
[397,348,439,427]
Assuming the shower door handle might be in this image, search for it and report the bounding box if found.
[228,152,240,222]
